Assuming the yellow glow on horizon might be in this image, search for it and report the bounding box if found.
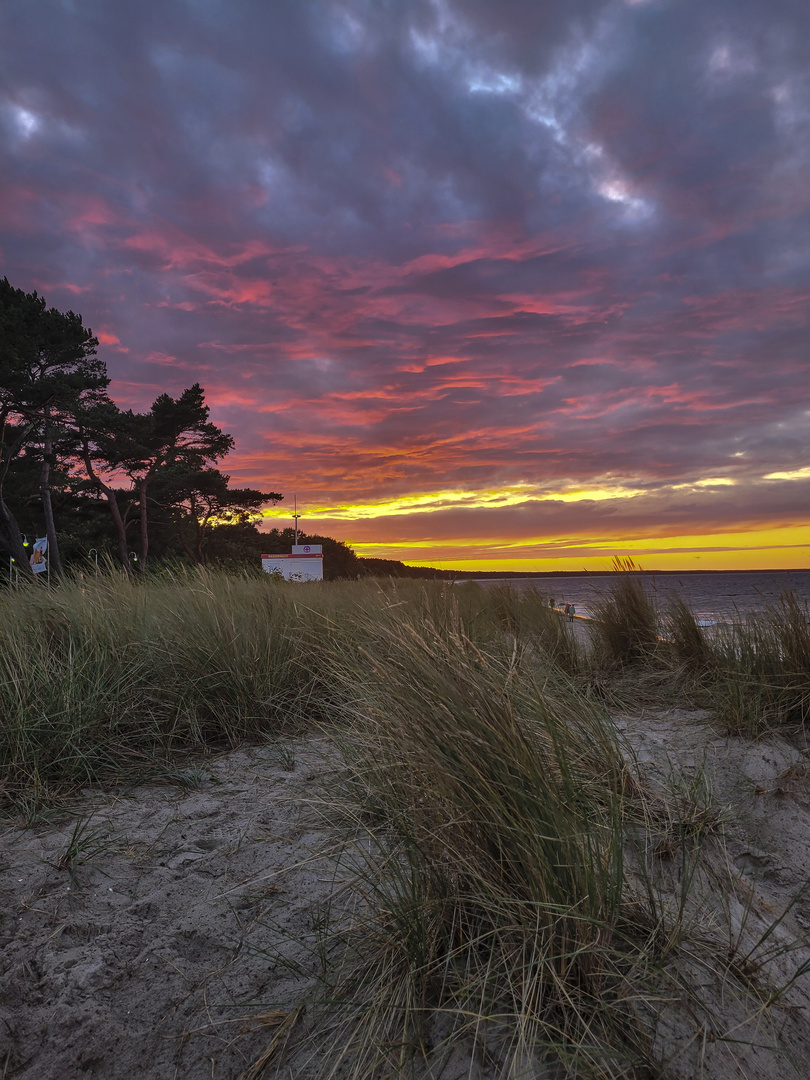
[257,480,809,573]
[351,524,810,573]
[261,484,534,520]
[545,484,646,502]
[670,477,736,491]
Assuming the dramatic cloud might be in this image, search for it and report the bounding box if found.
[2,0,809,568]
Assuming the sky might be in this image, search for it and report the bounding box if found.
[2,0,809,572]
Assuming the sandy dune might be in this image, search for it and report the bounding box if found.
[2,709,810,1079]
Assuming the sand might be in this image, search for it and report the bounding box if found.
[0,741,344,1079]
[2,710,810,1079]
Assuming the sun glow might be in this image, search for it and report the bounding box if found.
[260,480,648,522]
[763,467,810,481]
[258,478,810,574]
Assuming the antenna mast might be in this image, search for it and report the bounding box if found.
[293,494,301,545]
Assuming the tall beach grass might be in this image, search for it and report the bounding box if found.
[307,600,648,1077]
[3,567,810,1077]
[285,590,806,1078]
[580,564,810,735]
[0,567,324,803]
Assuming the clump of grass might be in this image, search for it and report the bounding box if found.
[666,594,710,671]
[591,560,662,669]
[709,591,810,735]
[143,567,318,743]
[58,813,116,886]
[290,599,681,1078]
[614,587,810,735]
[487,582,584,673]
[0,567,328,804]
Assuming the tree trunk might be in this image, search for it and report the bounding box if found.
[176,526,197,564]
[108,491,130,567]
[39,412,63,577]
[195,517,206,566]
[194,504,210,566]
[139,478,149,567]
[0,414,35,575]
[78,442,129,566]
[0,492,31,574]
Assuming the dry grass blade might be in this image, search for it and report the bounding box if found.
[236,1002,305,1080]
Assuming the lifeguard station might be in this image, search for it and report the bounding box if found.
[261,544,323,582]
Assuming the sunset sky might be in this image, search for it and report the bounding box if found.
[2,0,809,571]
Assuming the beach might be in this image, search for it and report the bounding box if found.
[2,575,810,1078]
[3,682,810,1075]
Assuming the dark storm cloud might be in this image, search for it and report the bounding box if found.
[1,0,809,557]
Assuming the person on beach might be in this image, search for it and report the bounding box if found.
[567,604,576,622]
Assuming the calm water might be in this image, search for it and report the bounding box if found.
[474,571,810,624]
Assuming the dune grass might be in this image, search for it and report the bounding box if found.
[308,599,645,1077]
[589,562,662,669]
[707,592,810,736]
[285,589,809,1079]
[0,567,325,805]
[582,565,810,736]
[3,568,810,1076]
[0,570,577,804]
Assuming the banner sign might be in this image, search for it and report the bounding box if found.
[30,537,48,574]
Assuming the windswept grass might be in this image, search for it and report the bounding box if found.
[584,565,810,737]
[0,567,325,803]
[265,593,810,1080]
[486,581,584,674]
[590,561,662,669]
[3,568,810,1077]
[665,594,710,671]
[709,591,810,735]
[0,570,581,805]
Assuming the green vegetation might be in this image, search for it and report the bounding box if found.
[2,569,809,1077]
[0,568,321,807]
[316,599,644,1077]
[583,565,810,737]
[590,560,662,668]
[0,276,458,579]
[1,278,282,574]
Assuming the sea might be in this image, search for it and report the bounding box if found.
[472,570,810,625]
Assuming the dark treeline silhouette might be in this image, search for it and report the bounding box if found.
[1,278,282,577]
[0,278,458,582]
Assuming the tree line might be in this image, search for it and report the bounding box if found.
[0,278,463,582]
[0,278,282,578]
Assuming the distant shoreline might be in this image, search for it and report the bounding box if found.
[436,567,810,579]
[357,555,810,582]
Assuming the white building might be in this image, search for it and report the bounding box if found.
[261,544,323,582]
